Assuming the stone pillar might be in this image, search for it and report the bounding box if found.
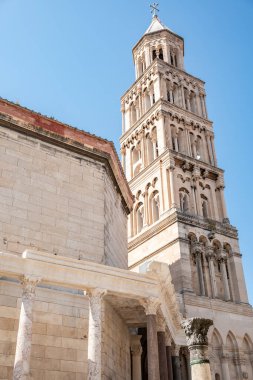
[157,315,168,380]
[172,345,182,380]
[13,275,41,380]
[221,353,230,380]
[168,158,177,209]
[130,334,142,380]
[219,255,231,301]
[205,246,218,298]
[165,333,173,380]
[141,297,160,380]
[87,288,107,380]
[192,242,205,296]
[181,318,213,380]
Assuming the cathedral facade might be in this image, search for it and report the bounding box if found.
[0,11,252,380]
[120,14,253,380]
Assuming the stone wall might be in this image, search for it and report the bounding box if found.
[102,301,131,380]
[0,124,127,268]
[104,173,128,269]
[0,280,89,379]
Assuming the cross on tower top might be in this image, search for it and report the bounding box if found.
[150,3,159,18]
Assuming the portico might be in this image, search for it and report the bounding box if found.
[0,250,214,380]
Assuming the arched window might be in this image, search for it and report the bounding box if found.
[201,195,209,218]
[215,374,220,380]
[150,191,160,224]
[132,143,142,177]
[130,103,137,125]
[146,133,154,165]
[135,202,144,234]
[152,50,156,61]
[190,91,196,113]
[144,89,151,112]
[179,188,190,213]
[196,135,203,161]
[158,48,164,60]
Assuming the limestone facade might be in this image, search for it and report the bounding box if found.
[0,97,189,380]
[120,15,253,380]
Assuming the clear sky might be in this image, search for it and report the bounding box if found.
[0,0,252,303]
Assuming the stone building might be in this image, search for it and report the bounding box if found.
[0,10,252,380]
[120,13,253,380]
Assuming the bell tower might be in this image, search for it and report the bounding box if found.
[120,12,253,373]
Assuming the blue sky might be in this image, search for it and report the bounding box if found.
[0,0,252,303]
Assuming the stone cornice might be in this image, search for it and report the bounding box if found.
[132,29,184,56]
[121,58,206,105]
[120,99,213,146]
[0,99,133,214]
[183,292,253,317]
[128,210,238,257]
[129,149,224,190]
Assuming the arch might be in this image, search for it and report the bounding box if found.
[226,331,238,351]
[188,232,197,243]
[211,328,223,348]
[146,133,154,165]
[199,235,208,246]
[242,334,253,352]
[215,374,220,380]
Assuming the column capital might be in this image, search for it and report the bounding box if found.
[86,288,107,299]
[171,344,181,356]
[21,275,41,299]
[130,335,143,356]
[140,296,160,315]
[181,317,213,347]
[165,330,172,346]
[205,246,215,260]
[157,313,166,332]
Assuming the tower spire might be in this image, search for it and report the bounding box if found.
[150,2,159,18]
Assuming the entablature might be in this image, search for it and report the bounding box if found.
[128,209,238,254]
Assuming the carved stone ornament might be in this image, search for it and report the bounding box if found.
[157,313,166,332]
[181,318,213,347]
[140,296,161,315]
[21,275,41,299]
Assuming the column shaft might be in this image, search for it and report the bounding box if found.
[87,288,106,380]
[196,254,205,296]
[221,357,230,380]
[166,346,173,380]
[157,331,168,380]
[13,276,40,380]
[147,314,160,380]
[209,258,218,298]
[220,261,230,301]
[172,355,182,380]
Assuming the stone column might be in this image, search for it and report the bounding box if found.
[192,242,205,296]
[13,275,41,380]
[87,288,107,380]
[165,333,173,380]
[221,353,230,380]
[141,297,160,380]
[130,334,142,380]
[205,246,218,298]
[172,345,182,380]
[168,159,177,209]
[157,315,168,380]
[219,255,231,301]
[181,318,213,380]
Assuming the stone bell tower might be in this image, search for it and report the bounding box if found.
[120,11,253,380]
